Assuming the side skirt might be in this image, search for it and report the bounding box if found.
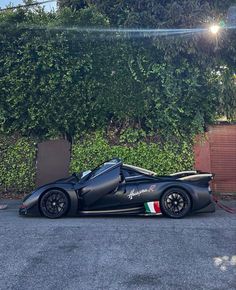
[79,206,144,216]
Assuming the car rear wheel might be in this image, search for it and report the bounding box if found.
[161,188,191,218]
[40,190,69,218]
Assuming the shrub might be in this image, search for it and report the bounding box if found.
[70,131,194,174]
[0,135,36,193]
[0,131,194,194]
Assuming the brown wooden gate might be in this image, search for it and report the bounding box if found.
[194,124,236,193]
[36,139,71,187]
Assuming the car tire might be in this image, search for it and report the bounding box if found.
[160,187,191,218]
[40,189,69,219]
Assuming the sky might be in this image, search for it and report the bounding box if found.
[0,0,57,11]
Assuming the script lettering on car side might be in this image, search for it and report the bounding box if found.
[128,184,156,200]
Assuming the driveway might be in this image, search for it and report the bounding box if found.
[0,200,235,290]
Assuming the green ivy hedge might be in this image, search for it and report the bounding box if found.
[0,135,36,193]
[0,132,194,194]
[70,131,194,175]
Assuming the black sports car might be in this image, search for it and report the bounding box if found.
[19,158,215,219]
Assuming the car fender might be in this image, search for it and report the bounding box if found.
[22,183,78,216]
[156,181,210,211]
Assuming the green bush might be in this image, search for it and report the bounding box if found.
[0,135,36,193]
[70,131,194,175]
[0,131,193,194]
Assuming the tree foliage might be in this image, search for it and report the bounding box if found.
[0,1,235,140]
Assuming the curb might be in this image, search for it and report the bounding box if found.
[0,205,8,210]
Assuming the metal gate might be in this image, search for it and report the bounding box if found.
[194,124,236,193]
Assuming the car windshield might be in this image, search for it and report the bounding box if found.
[89,159,120,179]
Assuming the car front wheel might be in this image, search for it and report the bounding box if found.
[161,188,191,218]
[40,190,69,218]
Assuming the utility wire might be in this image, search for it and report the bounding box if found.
[0,0,56,12]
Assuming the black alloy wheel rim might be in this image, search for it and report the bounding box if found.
[43,191,67,216]
[164,192,188,216]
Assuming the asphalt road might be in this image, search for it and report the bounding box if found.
[0,200,235,290]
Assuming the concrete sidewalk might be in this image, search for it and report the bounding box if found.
[0,199,21,209]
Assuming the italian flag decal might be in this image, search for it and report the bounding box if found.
[144,201,161,214]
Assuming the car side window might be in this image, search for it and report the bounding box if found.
[89,163,114,179]
[122,169,140,177]
[121,169,129,178]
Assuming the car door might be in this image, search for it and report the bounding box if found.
[84,173,139,211]
[80,162,121,207]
